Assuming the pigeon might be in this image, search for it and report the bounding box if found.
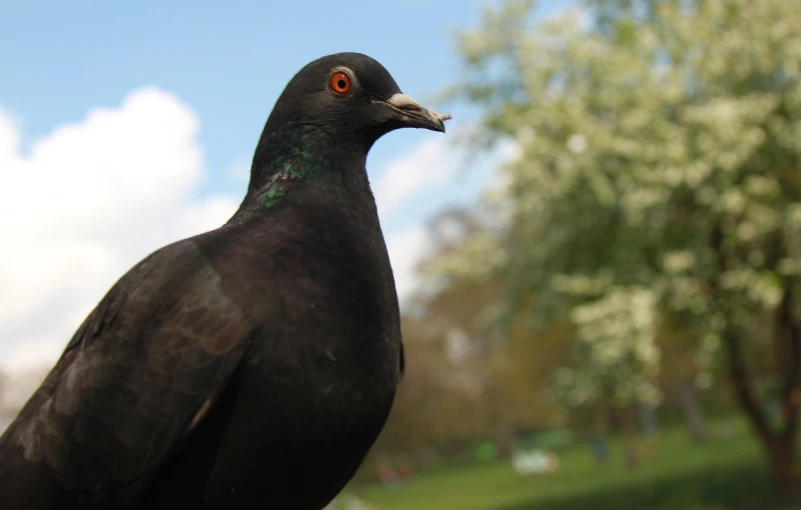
[0,52,451,510]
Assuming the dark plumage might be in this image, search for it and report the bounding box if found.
[0,52,450,509]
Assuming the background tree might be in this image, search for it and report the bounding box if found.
[436,0,801,497]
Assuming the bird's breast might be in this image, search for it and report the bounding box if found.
[216,211,402,427]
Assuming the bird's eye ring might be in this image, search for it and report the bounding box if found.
[330,72,352,95]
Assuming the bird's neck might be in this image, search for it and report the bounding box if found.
[234,124,374,219]
[249,124,370,191]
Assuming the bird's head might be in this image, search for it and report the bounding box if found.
[262,52,452,147]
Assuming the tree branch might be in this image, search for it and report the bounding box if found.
[777,286,801,441]
[710,223,775,445]
[725,326,775,444]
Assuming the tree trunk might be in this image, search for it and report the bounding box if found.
[492,421,515,458]
[674,378,707,442]
[590,398,611,464]
[768,438,800,500]
[619,404,640,468]
[710,223,801,499]
[724,325,801,499]
[638,401,659,437]
[770,287,801,500]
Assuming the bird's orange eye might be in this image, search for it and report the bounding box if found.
[330,72,352,95]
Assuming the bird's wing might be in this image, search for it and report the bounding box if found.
[0,238,253,500]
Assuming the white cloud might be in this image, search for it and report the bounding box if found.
[369,129,468,304]
[373,126,522,308]
[2,339,63,377]
[0,92,516,379]
[385,224,433,306]
[225,155,252,184]
[0,88,239,374]
[372,136,457,217]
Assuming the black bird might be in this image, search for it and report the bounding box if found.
[0,52,450,509]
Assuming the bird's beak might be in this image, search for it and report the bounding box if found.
[383,93,452,133]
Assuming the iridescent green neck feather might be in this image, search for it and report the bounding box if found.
[237,125,371,217]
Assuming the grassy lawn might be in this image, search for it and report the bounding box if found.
[341,422,801,510]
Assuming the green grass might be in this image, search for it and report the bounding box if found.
[344,422,801,510]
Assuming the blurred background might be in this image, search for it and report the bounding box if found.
[3,0,801,508]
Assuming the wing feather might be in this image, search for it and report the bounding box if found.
[0,239,252,504]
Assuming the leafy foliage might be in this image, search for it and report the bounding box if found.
[437,0,801,412]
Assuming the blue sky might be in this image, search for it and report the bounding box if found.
[0,0,569,372]
[2,1,490,217]
[0,0,569,229]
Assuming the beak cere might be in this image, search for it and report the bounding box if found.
[386,93,424,112]
[385,93,452,133]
